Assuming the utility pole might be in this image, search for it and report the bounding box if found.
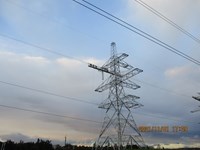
[89,42,145,150]
[65,136,67,146]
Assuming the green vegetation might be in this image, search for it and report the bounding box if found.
[1,140,200,150]
[0,139,94,150]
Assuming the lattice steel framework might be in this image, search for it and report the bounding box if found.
[89,42,145,150]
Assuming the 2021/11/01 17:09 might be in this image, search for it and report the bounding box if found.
[138,126,188,132]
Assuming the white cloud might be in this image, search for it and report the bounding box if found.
[56,57,104,68]
[127,0,200,29]
[0,51,15,56]
[0,138,5,142]
[23,55,50,65]
[0,0,200,146]
[56,57,82,68]
[164,65,200,91]
[84,58,104,66]
[0,50,105,143]
[160,142,200,149]
[165,65,190,78]
[161,143,185,149]
[0,50,48,62]
[125,0,200,50]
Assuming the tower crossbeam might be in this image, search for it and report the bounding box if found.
[191,93,200,113]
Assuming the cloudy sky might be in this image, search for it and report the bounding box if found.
[0,0,200,148]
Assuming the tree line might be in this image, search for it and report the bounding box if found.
[0,139,93,150]
[1,140,200,150]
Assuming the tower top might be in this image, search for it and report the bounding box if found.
[111,42,117,58]
[111,42,116,46]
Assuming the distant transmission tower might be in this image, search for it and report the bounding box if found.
[0,141,6,150]
[191,93,200,113]
[89,42,145,150]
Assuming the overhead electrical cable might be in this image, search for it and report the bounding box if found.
[0,0,198,125]
[4,0,200,65]
[0,34,193,99]
[135,111,199,125]
[0,76,191,106]
[72,0,200,66]
[3,0,199,67]
[0,34,88,65]
[0,103,198,125]
[0,80,97,105]
[0,80,198,124]
[0,0,198,128]
[1,1,199,66]
[134,78,191,98]
[4,0,108,44]
[0,104,101,124]
[134,0,200,44]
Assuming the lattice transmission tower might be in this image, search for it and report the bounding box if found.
[89,42,145,150]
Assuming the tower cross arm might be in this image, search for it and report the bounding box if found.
[88,63,122,77]
[122,68,143,81]
[191,109,200,113]
[95,82,111,92]
[192,96,200,101]
[103,53,129,68]
[88,63,111,74]
[191,93,200,113]
[122,81,140,90]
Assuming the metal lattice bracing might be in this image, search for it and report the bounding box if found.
[89,42,145,150]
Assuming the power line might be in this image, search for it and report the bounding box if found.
[0,74,192,108]
[0,34,88,65]
[5,0,200,66]
[0,1,199,94]
[2,0,198,94]
[134,0,200,44]
[72,0,200,66]
[0,79,197,127]
[4,0,108,44]
[135,111,199,125]
[0,103,198,126]
[0,33,195,102]
[0,80,97,105]
[4,0,199,67]
[0,0,198,127]
[0,34,193,101]
[0,79,198,122]
[0,1,198,97]
[0,49,196,124]
[0,13,197,126]
[134,78,191,98]
[0,104,101,124]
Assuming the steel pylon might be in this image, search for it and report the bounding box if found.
[89,42,145,150]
